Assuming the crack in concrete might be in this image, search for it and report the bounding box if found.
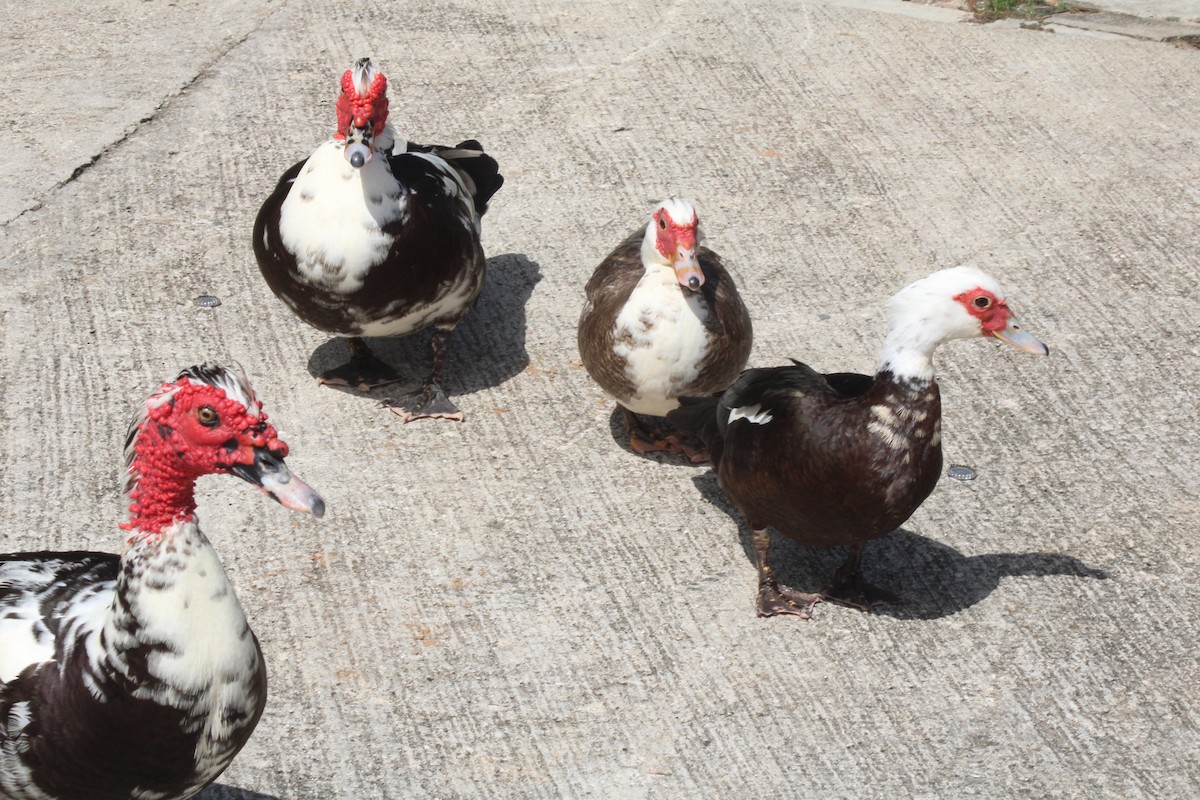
[0,7,281,230]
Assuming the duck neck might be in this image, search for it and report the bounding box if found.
[876,316,944,384]
[639,225,669,272]
[121,427,199,538]
[105,517,249,694]
[97,516,261,783]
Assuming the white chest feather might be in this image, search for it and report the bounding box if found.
[612,267,711,416]
[277,141,405,294]
[0,572,57,684]
[101,522,262,775]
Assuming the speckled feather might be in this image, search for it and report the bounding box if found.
[0,365,287,800]
[254,138,503,339]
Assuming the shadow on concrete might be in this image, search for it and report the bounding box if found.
[691,471,1107,620]
[197,785,280,800]
[306,252,541,399]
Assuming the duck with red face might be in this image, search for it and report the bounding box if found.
[579,197,753,461]
[0,364,323,800]
[670,266,1048,619]
[255,57,504,422]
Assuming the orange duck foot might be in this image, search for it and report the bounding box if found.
[623,410,709,462]
[664,433,710,464]
[756,579,823,619]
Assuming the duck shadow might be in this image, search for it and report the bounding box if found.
[197,785,280,800]
[306,253,541,399]
[690,472,1108,620]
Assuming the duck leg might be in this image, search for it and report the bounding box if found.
[752,528,822,619]
[623,408,709,463]
[318,337,403,391]
[819,543,902,611]
[384,328,464,422]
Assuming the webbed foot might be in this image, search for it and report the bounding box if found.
[757,580,823,619]
[382,384,464,423]
[819,576,902,611]
[819,544,902,611]
[624,409,708,462]
[318,338,403,391]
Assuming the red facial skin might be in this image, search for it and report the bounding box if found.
[652,208,699,261]
[121,381,287,535]
[333,69,389,140]
[954,287,1012,333]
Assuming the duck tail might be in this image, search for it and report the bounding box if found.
[410,139,504,216]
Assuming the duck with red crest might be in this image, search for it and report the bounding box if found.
[578,198,752,460]
[255,57,504,422]
[669,267,1048,619]
[0,364,324,799]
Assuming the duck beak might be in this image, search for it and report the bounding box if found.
[343,124,374,169]
[990,316,1049,356]
[671,232,704,292]
[232,446,326,517]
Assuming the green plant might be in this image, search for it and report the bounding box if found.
[967,0,1066,21]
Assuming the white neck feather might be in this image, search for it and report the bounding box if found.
[875,266,1001,381]
[374,122,397,155]
[876,321,942,382]
[102,519,254,699]
[640,223,668,271]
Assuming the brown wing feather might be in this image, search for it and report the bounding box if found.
[577,228,645,401]
[693,247,753,395]
[717,375,943,548]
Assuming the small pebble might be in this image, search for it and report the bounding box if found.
[194,295,222,308]
[947,464,977,482]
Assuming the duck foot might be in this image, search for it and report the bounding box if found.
[665,433,709,464]
[819,572,902,611]
[624,409,708,463]
[318,338,403,391]
[757,580,823,619]
[382,384,464,423]
[816,542,901,612]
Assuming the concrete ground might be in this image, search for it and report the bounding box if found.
[1,0,1198,798]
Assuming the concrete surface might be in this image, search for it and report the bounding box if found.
[1,0,1198,798]
[1075,0,1200,19]
[1050,9,1200,39]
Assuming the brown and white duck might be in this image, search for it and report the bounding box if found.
[254,57,504,422]
[668,266,1048,618]
[0,364,324,799]
[578,198,752,460]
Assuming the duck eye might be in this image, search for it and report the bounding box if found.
[973,296,991,309]
[196,406,220,427]
[658,216,668,230]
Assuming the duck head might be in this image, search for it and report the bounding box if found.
[122,363,325,535]
[878,266,1049,380]
[640,197,705,292]
[334,58,393,169]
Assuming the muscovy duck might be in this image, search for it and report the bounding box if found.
[0,364,325,799]
[254,57,504,422]
[668,266,1048,618]
[578,198,752,460]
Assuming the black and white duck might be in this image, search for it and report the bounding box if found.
[0,364,324,799]
[254,57,504,422]
[578,197,752,460]
[669,266,1048,618]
